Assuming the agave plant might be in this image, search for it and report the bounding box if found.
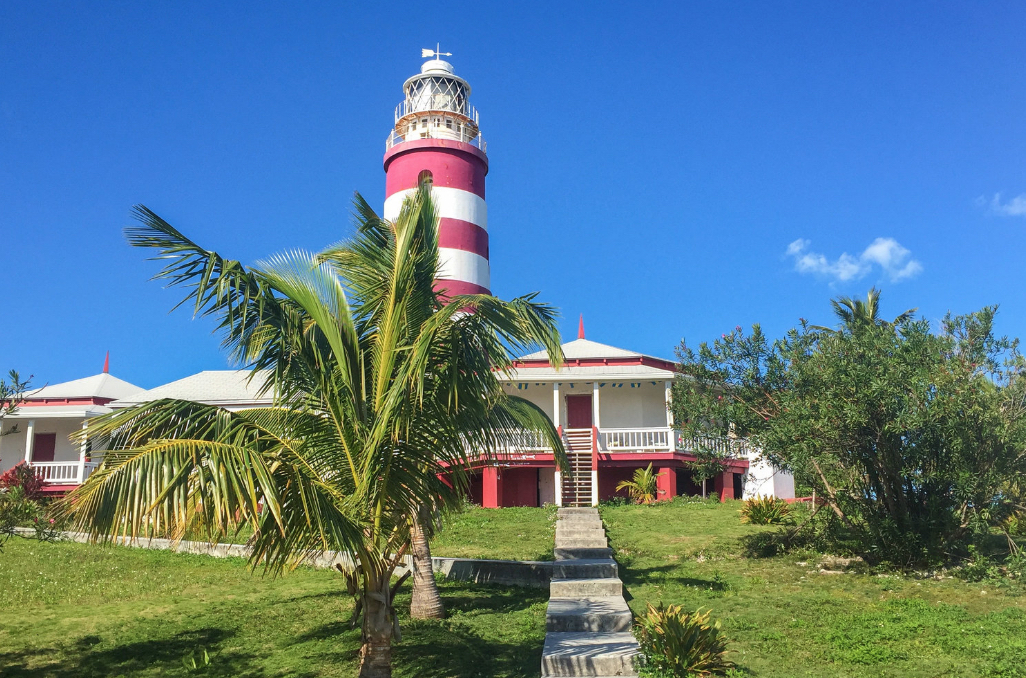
[635,603,735,677]
[59,189,567,678]
[739,496,791,525]
[616,463,663,504]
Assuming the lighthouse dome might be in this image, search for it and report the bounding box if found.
[421,59,454,74]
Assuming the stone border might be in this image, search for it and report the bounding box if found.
[11,527,553,587]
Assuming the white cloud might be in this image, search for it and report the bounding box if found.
[786,237,922,284]
[981,193,1026,217]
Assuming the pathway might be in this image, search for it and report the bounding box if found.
[541,506,640,677]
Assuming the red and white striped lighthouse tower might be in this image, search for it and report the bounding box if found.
[383,48,490,296]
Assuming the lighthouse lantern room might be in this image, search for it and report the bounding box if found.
[383,49,491,297]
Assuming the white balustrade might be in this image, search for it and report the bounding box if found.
[599,428,670,451]
[31,461,99,484]
[676,433,756,456]
[496,429,552,453]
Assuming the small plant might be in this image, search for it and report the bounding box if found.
[182,646,212,670]
[616,464,663,505]
[739,496,790,525]
[635,602,735,677]
[0,462,44,500]
[0,486,35,551]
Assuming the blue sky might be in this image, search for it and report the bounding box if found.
[3,1,1025,389]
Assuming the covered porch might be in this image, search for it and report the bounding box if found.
[1,408,100,491]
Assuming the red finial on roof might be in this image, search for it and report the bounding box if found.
[578,314,585,340]
[103,351,109,374]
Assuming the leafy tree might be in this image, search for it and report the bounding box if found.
[674,292,1026,566]
[615,463,663,504]
[0,370,31,437]
[60,191,567,678]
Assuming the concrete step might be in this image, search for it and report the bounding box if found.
[550,577,624,598]
[558,519,603,529]
[555,546,614,560]
[557,507,599,517]
[555,527,607,539]
[556,521,605,531]
[552,558,618,579]
[555,537,609,549]
[541,632,640,677]
[546,596,633,632]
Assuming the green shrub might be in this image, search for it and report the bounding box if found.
[739,496,791,525]
[635,603,735,677]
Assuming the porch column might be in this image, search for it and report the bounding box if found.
[78,419,88,483]
[714,470,735,502]
[482,466,503,508]
[656,466,677,501]
[24,419,36,463]
[552,383,561,428]
[590,385,599,507]
[554,470,562,506]
[665,381,674,451]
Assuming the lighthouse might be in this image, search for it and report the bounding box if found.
[383,49,490,296]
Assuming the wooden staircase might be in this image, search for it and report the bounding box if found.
[561,428,594,507]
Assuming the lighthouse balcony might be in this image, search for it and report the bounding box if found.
[386,125,486,152]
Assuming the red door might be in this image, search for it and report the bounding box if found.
[566,395,593,429]
[33,433,57,462]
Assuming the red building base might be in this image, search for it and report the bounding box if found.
[468,453,748,508]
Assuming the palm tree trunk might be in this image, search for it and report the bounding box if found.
[359,574,394,678]
[409,504,445,619]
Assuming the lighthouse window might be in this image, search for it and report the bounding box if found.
[433,118,441,127]
[411,120,417,131]
[418,170,433,188]
[445,118,453,129]
[421,118,428,128]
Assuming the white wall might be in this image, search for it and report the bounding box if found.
[597,382,667,428]
[538,467,556,504]
[503,381,669,430]
[503,383,559,426]
[742,451,796,500]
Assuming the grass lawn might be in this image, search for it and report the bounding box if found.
[430,504,557,561]
[0,538,547,678]
[601,499,1026,678]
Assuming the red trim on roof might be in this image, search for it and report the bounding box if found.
[511,355,677,372]
[20,397,114,407]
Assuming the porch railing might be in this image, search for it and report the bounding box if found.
[495,429,552,454]
[676,433,756,456]
[31,461,99,485]
[600,428,670,451]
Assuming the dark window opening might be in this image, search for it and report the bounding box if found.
[418,170,433,188]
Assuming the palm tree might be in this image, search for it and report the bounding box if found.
[60,190,567,678]
[615,464,664,504]
[811,287,917,332]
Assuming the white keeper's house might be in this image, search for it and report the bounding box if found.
[0,368,143,493]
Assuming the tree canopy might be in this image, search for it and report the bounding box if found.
[674,294,1026,566]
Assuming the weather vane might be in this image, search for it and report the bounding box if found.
[421,43,452,60]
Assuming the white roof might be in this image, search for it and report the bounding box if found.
[112,370,274,408]
[27,373,144,402]
[506,338,675,382]
[520,338,643,361]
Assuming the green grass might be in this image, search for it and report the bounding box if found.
[430,505,557,561]
[601,499,1026,677]
[0,538,547,677]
